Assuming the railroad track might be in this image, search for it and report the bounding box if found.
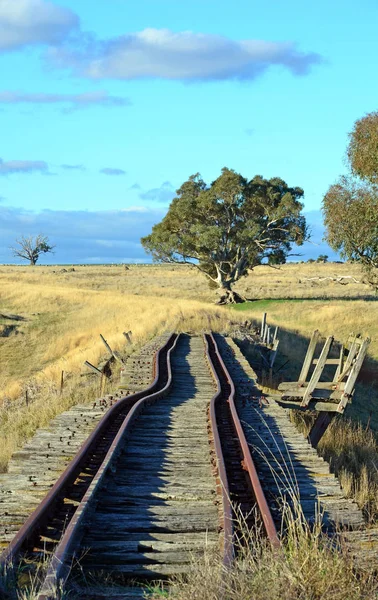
[214,335,378,569]
[0,333,278,599]
[0,333,178,597]
[0,333,171,553]
[1,332,376,599]
[214,335,365,530]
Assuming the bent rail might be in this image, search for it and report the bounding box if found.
[205,332,279,563]
[0,333,178,572]
[37,332,180,599]
[204,334,235,567]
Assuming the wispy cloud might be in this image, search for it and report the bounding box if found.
[100,167,126,176]
[0,158,49,176]
[139,181,175,204]
[0,90,131,112]
[0,0,79,53]
[60,164,86,171]
[47,28,323,81]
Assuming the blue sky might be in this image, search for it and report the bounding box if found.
[0,0,377,264]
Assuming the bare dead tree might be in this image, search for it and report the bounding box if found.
[10,234,55,265]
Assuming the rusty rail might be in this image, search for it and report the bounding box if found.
[204,335,235,566]
[0,333,178,576]
[36,333,179,600]
[205,332,279,562]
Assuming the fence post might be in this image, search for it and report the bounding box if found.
[123,331,132,345]
[100,373,106,396]
[60,370,64,395]
[261,313,267,338]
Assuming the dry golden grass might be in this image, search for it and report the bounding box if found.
[319,419,378,522]
[232,297,378,366]
[0,264,235,403]
[0,375,104,472]
[290,411,378,521]
[235,261,372,300]
[149,507,377,600]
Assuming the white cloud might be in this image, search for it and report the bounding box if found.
[0,90,131,111]
[48,28,323,81]
[0,0,78,52]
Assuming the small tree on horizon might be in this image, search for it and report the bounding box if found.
[11,234,55,266]
[141,168,308,303]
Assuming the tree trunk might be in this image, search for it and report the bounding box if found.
[216,280,245,304]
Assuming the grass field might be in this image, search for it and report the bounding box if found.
[1,261,378,598]
[0,264,228,403]
[1,260,376,406]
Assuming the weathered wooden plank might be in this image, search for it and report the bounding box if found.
[274,399,342,412]
[281,388,342,400]
[308,412,335,447]
[100,333,113,356]
[313,358,340,365]
[83,361,103,376]
[337,337,370,413]
[66,335,218,584]
[261,313,267,338]
[298,329,320,383]
[278,381,345,391]
[301,336,334,406]
[71,587,146,599]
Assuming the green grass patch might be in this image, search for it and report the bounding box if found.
[229,296,374,311]
[229,299,314,311]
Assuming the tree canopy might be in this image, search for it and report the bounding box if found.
[141,168,307,302]
[322,176,378,287]
[347,111,378,184]
[11,234,55,265]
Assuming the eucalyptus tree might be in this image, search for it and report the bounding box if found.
[142,168,307,303]
[347,110,378,184]
[323,176,378,288]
